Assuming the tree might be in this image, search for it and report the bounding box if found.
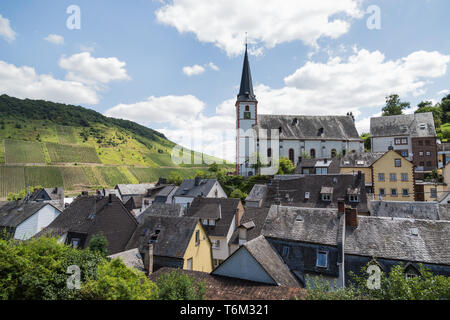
[441,94,450,124]
[208,162,219,172]
[167,171,184,186]
[7,185,43,201]
[155,270,206,300]
[415,100,442,128]
[278,157,296,175]
[360,133,371,151]
[382,94,410,116]
[230,188,247,201]
[88,232,109,256]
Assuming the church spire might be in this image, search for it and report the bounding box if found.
[237,43,257,102]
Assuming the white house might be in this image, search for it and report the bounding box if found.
[0,201,62,240]
[173,178,227,208]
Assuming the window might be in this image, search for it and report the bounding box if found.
[378,173,385,182]
[310,149,316,159]
[245,105,250,111]
[379,188,386,196]
[349,195,359,202]
[390,173,397,182]
[402,189,409,197]
[425,140,431,146]
[187,258,193,270]
[316,251,328,268]
[302,168,310,175]
[322,194,331,201]
[212,240,221,249]
[391,189,398,197]
[289,149,295,163]
[331,149,337,158]
[209,219,216,226]
[315,167,328,175]
[426,151,431,157]
[418,140,423,146]
[420,162,425,167]
[71,238,80,248]
[430,188,438,198]
[401,151,408,157]
[402,138,407,144]
[419,151,424,157]
[195,230,200,246]
[267,148,272,158]
[282,246,290,258]
[202,219,208,225]
[395,159,402,167]
[401,173,409,182]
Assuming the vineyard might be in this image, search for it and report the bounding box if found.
[4,140,46,164]
[46,143,101,163]
[56,125,77,145]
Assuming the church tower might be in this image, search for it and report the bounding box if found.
[236,45,258,176]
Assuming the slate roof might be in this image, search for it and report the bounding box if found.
[108,248,144,272]
[262,205,450,266]
[245,184,267,203]
[124,196,143,211]
[370,201,442,220]
[136,203,185,224]
[295,158,340,174]
[0,201,60,228]
[340,152,385,168]
[174,179,220,198]
[125,215,199,259]
[230,207,270,245]
[115,184,155,196]
[38,195,138,254]
[256,115,361,141]
[186,198,241,237]
[241,235,301,287]
[29,188,64,202]
[370,112,436,138]
[439,204,450,221]
[149,268,303,300]
[263,174,368,212]
[237,45,257,102]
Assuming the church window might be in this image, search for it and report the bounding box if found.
[289,149,295,163]
[310,149,316,159]
[245,105,250,111]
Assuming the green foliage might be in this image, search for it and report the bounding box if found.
[155,270,206,300]
[415,100,443,128]
[46,143,101,164]
[167,171,184,186]
[4,139,46,164]
[360,133,371,151]
[208,162,219,172]
[7,185,42,201]
[88,233,109,257]
[230,188,248,201]
[277,157,296,175]
[304,276,364,300]
[382,94,411,116]
[441,94,450,124]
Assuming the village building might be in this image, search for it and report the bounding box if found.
[38,194,137,255]
[173,178,227,208]
[125,214,213,273]
[369,200,450,220]
[370,112,438,179]
[340,152,385,193]
[186,197,244,267]
[115,183,155,204]
[295,158,340,175]
[235,45,363,176]
[0,201,61,240]
[415,181,446,202]
[136,202,185,223]
[29,187,65,210]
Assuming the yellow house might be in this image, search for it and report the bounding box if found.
[125,215,213,274]
[372,149,415,201]
[340,152,385,193]
[415,181,446,202]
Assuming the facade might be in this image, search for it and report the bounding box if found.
[173,178,227,208]
[235,46,363,176]
[370,113,438,178]
[340,152,385,193]
[0,201,61,240]
[415,182,446,202]
[371,149,415,201]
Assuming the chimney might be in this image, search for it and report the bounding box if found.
[195,176,202,186]
[53,187,58,194]
[108,194,113,204]
[337,198,345,214]
[81,191,88,196]
[345,207,358,228]
[147,244,154,276]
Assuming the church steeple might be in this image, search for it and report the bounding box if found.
[237,44,257,102]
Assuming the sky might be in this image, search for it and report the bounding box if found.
[1,0,450,162]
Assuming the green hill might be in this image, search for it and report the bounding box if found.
[0,95,232,199]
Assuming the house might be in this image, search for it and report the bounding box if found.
[173,177,227,208]
[261,204,450,288]
[415,181,446,202]
[29,187,65,209]
[254,173,368,214]
[229,207,270,253]
[245,184,267,208]
[136,203,185,224]
[369,200,449,220]
[371,149,415,201]
[38,194,137,255]
[125,214,213,273]
[295,158,340,175]
[235,45,363,176]
[340,152,385,193]
[0,201,61,240]
[115,183,155,204]
[437,142,450,168]
[149,268,303,300]
[153,185,178,204]
[212,235,300,287]
[186,198,244,267]
[370,112,438,178]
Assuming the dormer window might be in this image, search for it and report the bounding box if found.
[209,219,216,226]
[322,194,331,201]
[349,195,359,202]
[419,123,426,130]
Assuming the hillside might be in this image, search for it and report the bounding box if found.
[0,95,231,199]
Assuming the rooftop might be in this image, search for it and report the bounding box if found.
[370,112,436,138]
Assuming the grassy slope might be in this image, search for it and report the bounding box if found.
[0,95,233,198]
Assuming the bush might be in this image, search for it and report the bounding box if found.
[88,233,109,257]
[155,270,206,300]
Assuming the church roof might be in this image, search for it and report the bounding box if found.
[256,114,362,141]
[237,45,257,102]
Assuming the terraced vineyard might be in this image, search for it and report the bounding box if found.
[0,166,25,197]
[4,140,45,163]
[46,143,101,163]
[98,167,133,187]
[56,125,76,144]
[128,167,199,183]
[60,167,91,189]
[24,167,64,188]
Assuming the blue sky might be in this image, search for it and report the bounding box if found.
[1,0,449,161]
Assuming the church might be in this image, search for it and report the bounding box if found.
[236,46,364,177]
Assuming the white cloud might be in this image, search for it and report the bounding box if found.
[182,64,206,77]
[0,14,16,42]
[438,89,449,96]
[80,44,96,52]
[59,52,130,85]
[208,62,220,71]
[44,34,64,45]
[0,60,99,105]
[156,0,364,56]
[104,95,206,125]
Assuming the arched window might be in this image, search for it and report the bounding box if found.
[331,149,337,158]
[289,149,295,163]
[245,105,250,111]
[267,148,272,158]
[310,149,316,159]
